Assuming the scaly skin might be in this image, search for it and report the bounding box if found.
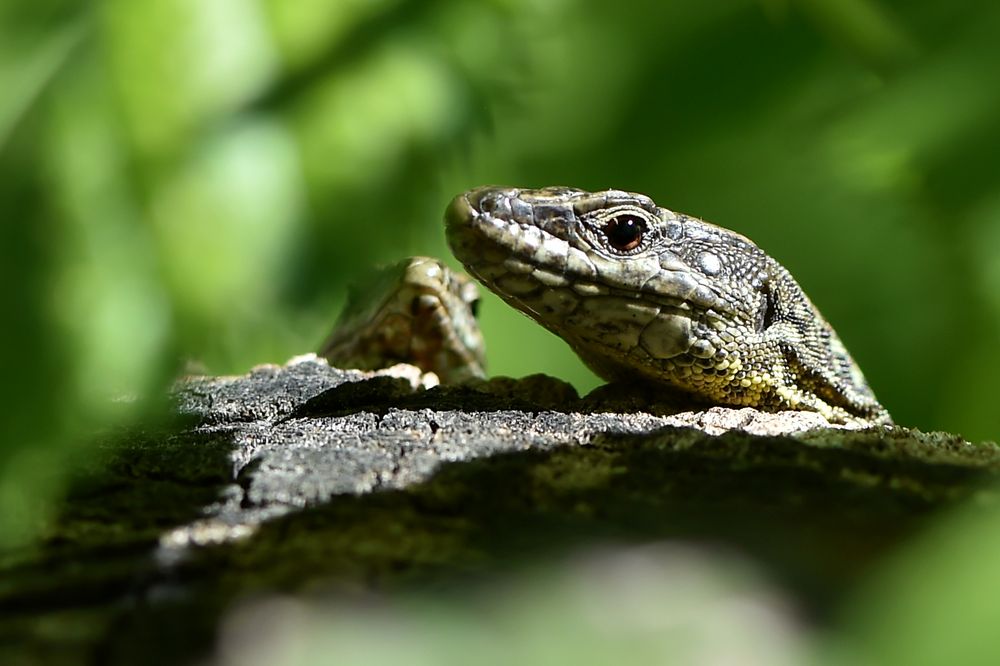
[445,186,891,426]
[319,256,486,383]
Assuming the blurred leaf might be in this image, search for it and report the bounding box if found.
[794,0,916,72]
[836,495,1000,665]
[44,53,170,413]
[0,18,83,151]
[101,0,276,163]
[150,121,304,344]
[214,545,809,666]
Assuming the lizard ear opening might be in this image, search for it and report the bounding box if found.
[758,285,778,333]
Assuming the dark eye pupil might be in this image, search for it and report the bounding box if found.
[605,215,645,251]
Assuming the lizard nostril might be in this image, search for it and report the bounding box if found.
[468,187,515,218]
[479,193,500,215]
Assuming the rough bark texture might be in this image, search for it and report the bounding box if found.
[2,356,998,665]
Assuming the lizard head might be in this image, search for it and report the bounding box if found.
[445,186,770,384]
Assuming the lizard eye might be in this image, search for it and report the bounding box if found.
[604,214,646,252]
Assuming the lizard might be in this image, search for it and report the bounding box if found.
[444,185,891,426]
[319,256,487,384]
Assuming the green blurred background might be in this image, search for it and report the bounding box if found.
[2,0,999,540]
